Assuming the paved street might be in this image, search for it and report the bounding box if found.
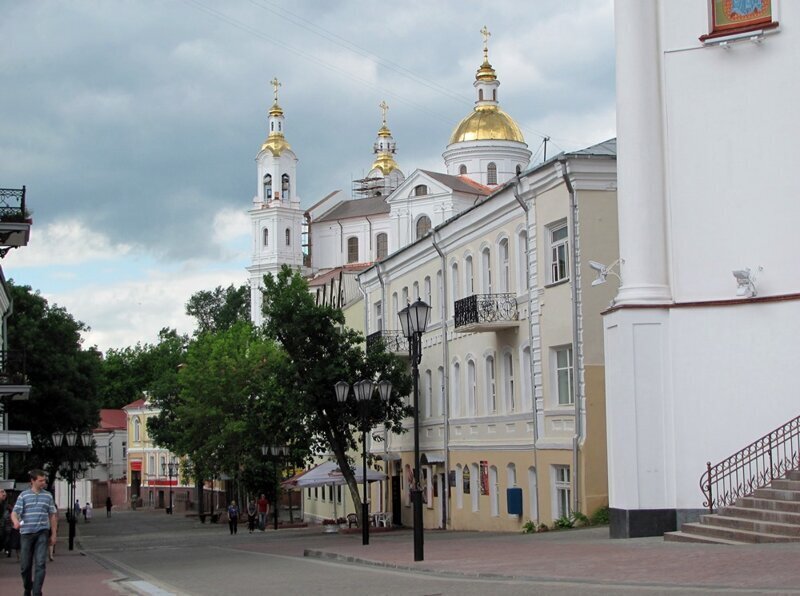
[4,510,800,595]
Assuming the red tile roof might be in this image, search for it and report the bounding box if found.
[96,409,127,431]
[122,398,146,410]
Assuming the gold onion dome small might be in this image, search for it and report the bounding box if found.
[449,105,524,145]
[371,153,398,175]
[261,132,291,156]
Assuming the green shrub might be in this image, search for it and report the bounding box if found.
[590,506,610,526]
[522,519,537,534]
[553,515,574,529]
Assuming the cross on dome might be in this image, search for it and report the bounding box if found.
[379,100,389,125]
[270,77,281,103]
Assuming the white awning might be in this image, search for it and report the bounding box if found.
[0,430,32,452]
[421,452,445,465]
[282,460,387,489]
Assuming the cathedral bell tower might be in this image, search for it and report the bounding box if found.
[247,78,307,326]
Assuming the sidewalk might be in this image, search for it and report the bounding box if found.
[0,534,126,596]
[298,526,800,592]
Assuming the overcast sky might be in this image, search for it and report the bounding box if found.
[0,0,615,352]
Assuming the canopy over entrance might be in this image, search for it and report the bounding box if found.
[281,460,386,489]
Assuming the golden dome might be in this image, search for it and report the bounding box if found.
[377,124,392,138]
[268,101,284,117]
[260,132,291,156]
[449,105,525,145]
[371,152,398,175]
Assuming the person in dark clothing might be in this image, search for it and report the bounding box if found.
[227,501,239,535]
[105,496,112,517]
[246,499,257,534]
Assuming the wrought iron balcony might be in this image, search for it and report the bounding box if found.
[454,293,519,332]
[0,350,30,400]
[366,330,410,356]
[0,187,31,255]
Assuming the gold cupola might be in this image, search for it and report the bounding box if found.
[260,77,292,156]
[371,100,399,175]
[448,26,525,145]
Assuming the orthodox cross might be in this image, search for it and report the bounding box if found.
[379,100,389,125]
[480,25,491,54]
[270,77,281,102]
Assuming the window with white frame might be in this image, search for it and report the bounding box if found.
[285,228,291,246]
[374,300,383,331]
[487,162,497,185]
[467,359,477,416]
[392,292,398,319]
[424,369,432,418]
[489,465,499,516]
[451,263,460,301]
[412,281,420,302]
[465,255,474,295]
[424,276,432,307]
[376,232,388,259]
[263,174,272,200]
[471,463,480,511]
[281,174,290,200]
[498,238,510,292]
[133,417,141,442]
[437,366,445,416]
[451,361,461,417]
[517,230,527,291]
[148,455,155,476]
[503,351,515,413]
[436,271,442,318]
[553,465,571,519]
[549,222,569,283]
[347,236,359,263]
[553,346,574,406]
[485,355,496,414]
[416,215,432,239]
[263,228,269,247]
[481,248,492,293]
[456,464,463,509]
[401,286,408,306]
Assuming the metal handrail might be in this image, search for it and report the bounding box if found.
[700,414,800,512]
[365,330,409,354]
[453,293,518,329]
[0,187,27,222]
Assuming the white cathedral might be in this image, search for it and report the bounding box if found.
[247,32,531,325]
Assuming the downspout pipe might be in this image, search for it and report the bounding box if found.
[337,220,344,262]
[372,263,390,465]
[558,158,583,516]
[366,215,374,261]
[512,183,540,525]
[432,230,450,528]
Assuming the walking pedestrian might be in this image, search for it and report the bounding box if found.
[0,488,7,556]
[227,500,240,535]
[246,499,257,533]
[257,493,269,531]
[105,496,112,518]
[12,469,58,596]
[84,501,93,522]
[73,498,81,523]
[6,503,20,559]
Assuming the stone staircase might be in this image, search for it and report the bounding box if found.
[665,470,800,544]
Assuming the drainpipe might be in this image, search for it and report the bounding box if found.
[558,158,583,516]
[432,230,450,528]
[337,220,344,263]
[366,216,374,261]
[512,184,540,525]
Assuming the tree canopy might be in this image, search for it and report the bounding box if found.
[185,284,250,335]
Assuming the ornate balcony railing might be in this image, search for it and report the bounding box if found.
[454,293,518,330]
[0,187,27,223]
[700,414,800,512]
[366,330,409,355]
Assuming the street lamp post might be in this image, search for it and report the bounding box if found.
[161,458,178,514]
[335,378,393,546]
[261,444,287,530]
[52,430,93,551]
[398,297,431,562]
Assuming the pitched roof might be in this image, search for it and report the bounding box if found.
[569,138,617,157]
[122,398,146,410]
[314,195,389,222]
[418,170,492,195]
[308,264,372,288]
[97,409,127,431]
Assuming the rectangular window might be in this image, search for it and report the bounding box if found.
[374,300,383,331]
[554,346,574,406]
[554,465,571,518]
[549,222,569,283]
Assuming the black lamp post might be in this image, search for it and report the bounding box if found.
[51,430,93,551]
[261,444,287,530]
[335,378,392,546]
[161,458,178,514]
[398,297,431,562]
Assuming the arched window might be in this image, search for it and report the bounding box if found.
[471,463,480,511]
[285,228,291,246]
[392,292,399,319]
[133,417,141,442]
[504,351,515,413]
[263,174,272,200]
[467,359,477,416]
[459,164,467,175]
[414,184,428,196]
[416,215,432,239]
[347,236,359,263]
[517,231,528,292]
[487,162,497,185]
[263,228,269,247]
[424,276,432,306]
[499,238,510,292]
[481,248,492,293]
[436,271,443,320]
[485,355,496,413]
[451,263,460,301]
[451,361,461,417]
[465,255,474,295]
[281,174,290,200]
[376,233,388,259]
[437,366,445,417]
[424,369,432,418]
[478,89,484,101]
[492,89,497,101]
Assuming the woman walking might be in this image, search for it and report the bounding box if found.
[246,499,257,534]
[227,501,240,535]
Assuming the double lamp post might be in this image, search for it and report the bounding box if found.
[51,430,93,551]
[262,443,288,530]
[334,378,392,546]
[161,458,178,514]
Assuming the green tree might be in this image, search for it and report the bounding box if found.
[5,282,101,487]
[260,266,412,525]
[185,284,250,335]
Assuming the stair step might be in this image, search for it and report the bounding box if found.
[770,479,800,491]
[752,487,800,502]
[703,514,800,536]
[678,522,798,543]
[721,505,800,524]
[664,531,745,545]
[785,470,800,481]
[738,496,800,513]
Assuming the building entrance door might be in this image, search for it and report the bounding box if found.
[158,490,164,509]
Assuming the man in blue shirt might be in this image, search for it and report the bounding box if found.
[11,469,58,596]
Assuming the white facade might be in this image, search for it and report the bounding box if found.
[605,0,799,537]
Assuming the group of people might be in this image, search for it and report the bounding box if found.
[226,493,270,535]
